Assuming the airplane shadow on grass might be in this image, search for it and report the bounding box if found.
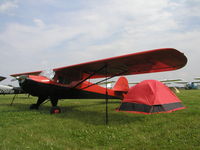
[8,100,145,125]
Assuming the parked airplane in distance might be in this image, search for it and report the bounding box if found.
[0,76,23,94]
[174,80,200,90]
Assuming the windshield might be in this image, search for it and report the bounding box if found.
[39,69,55,80]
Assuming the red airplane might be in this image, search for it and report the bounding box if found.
[11,48,187,114]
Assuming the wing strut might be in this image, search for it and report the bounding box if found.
[80,70,127,90]
[72,65,107,89]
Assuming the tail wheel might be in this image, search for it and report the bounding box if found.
[50,106,61,114]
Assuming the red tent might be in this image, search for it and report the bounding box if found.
[117,80,185,114]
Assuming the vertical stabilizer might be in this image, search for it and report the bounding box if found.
[112,76,129,92]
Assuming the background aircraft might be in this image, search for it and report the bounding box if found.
[194,77,200,80]
[0,75,23,95]
[174,80,200,90]
[0,76,6,82]
[11,48,187,114]
[101,79,183,94]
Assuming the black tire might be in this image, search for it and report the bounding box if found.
[50,106,61,114]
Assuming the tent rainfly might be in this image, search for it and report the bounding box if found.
[117,80,185,114]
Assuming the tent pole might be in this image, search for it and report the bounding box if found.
[105,64,108,125]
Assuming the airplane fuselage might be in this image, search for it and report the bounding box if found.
[19,75,120,100]
[16,75,121,113]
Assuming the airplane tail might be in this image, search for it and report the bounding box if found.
[112,76,129,93]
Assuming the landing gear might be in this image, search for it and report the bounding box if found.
[29,96,61,114]
[50,97,61,114]
[29,96,47,110]
[50,106,61,114]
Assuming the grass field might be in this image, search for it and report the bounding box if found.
[0,90,200,150]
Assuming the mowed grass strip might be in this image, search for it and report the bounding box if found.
[0,90,200,150]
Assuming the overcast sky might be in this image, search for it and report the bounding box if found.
[0,0,200,85]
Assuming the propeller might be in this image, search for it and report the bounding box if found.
[11,75,27,83]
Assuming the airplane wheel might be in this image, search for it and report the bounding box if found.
[29,104,39,110]
[50,106,61,114]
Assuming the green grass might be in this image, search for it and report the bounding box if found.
[0,90,200,150]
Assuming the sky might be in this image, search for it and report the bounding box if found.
[0,0,200,85]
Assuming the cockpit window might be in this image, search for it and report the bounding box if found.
[40,69,55,80]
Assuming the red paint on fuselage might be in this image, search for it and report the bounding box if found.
[26,75,124,99]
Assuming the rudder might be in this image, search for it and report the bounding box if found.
[112,76,129,93]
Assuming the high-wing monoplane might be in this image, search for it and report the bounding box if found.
[11,48,187,113]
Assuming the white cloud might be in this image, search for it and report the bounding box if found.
[33,19,45,28]
[0,21,84,54]
[0,1,18,13]
[0,0,200,83]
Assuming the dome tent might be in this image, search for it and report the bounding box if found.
[118,80,185,114]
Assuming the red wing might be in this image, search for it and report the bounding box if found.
[11,48,187,82]
[11,70,42,77]
[53,48,187,79]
